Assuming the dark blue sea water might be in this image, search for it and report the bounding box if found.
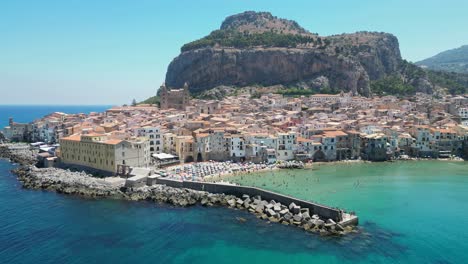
[0,160,407,264]
[0,105,112,128]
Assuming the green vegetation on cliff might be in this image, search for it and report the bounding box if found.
[139,95,160,106]
[371,76,415,96]
[370,60,468,96]
[427,70,468,95]
[275,87,340,97]
[181,30,315,52]
[275,88,315,97]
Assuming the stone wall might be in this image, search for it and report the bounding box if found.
[155,177,343,221]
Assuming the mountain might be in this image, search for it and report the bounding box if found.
[416,45,468,74]
[164,11,465,97]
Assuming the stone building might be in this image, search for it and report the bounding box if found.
[159,82,191,110]
[361,133,389,161]
[2,118,31,142]
[59,134,150,175]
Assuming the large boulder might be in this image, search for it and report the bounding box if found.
[255,204,265,214]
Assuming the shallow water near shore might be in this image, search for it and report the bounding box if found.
[1,160,468,263]
[223,160,468,263]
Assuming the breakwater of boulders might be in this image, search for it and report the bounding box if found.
[12,166,355,236]
[2,143,355,236]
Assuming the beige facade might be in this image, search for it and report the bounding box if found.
[175,136,195,162]
[59,134,150,174]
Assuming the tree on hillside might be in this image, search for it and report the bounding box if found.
[131,99,137,106]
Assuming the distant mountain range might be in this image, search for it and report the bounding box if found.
[417,45,468,74]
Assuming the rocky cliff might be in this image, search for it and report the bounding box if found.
[165,11,430,96]
[167,47,371,96]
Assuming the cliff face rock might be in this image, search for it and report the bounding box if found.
[329,32,402,80]
[167,47,371,96]
[165,11,420,96]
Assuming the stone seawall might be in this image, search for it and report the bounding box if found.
[157,178,345,222]
[11,166,358,236]
[2,143,358,236]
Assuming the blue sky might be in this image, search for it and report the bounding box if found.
[1,0,467,105]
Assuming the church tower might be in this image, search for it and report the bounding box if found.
[160,83,168,109]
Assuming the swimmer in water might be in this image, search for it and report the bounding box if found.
[354,179,361,188]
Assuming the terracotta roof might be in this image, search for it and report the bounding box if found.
[323,130,348,137]
[61,134,81,141]
[84,133,105,137]
[104,139,123,145]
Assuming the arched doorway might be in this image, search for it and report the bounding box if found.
[313,150,326,162]
[196,153,203,162]
[185,156,194,163]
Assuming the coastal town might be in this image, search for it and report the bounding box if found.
[3,4,468,262]
[2,84,468,178]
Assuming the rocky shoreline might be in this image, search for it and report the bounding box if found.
[12,166,355,236]
[0,143,38,166]
[2,143,356,236]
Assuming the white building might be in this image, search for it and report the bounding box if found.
[309,92,351,104]
[458,107,468,119]
[276,132,297,161]
[135,126,162,157]
[228,135,245,159]
[411,126,433,153]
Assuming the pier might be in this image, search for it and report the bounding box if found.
[155,177,358,227]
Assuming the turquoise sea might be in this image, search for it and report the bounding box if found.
[223,161,468,263]
[1,160,468,263]
[1,106,468,263]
